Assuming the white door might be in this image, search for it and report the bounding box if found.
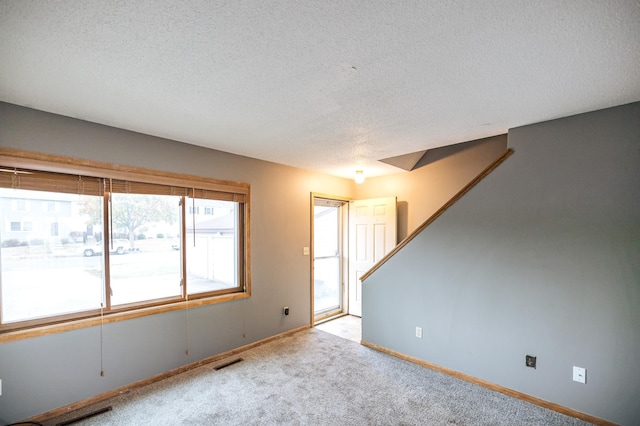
[348,197,397,316]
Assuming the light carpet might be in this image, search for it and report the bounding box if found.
[45,328,591,425]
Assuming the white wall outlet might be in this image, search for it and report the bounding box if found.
[303,247,310,256]
[415,327,423,338]
[0,378,2,396]
[573,366,586,384]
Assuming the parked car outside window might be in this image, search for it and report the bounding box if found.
[83,239,130,257]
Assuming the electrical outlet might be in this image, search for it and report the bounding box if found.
[0,379,2,396]
[573,366,586,384]
[415,327,422,338]
[526,355,537,369]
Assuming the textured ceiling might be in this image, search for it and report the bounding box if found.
[1,1,639,179]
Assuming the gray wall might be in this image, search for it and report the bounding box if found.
[0,102,355,424]
[362,102,640,425]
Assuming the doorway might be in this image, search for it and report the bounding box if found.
[311,194,397,325]
[312,196,347,323]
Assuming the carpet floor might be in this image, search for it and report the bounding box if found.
[45,328,592,425]
[315,315,362,343]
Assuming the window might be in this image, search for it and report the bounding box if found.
[1,189,104,324]
[186,198,240,295]
[0,150,250,334]
[50,222,59,236]
[108,192,182,306]
[15,199,29,211]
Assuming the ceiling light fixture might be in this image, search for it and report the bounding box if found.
[354,170,365,184]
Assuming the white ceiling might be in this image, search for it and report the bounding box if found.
[1,1,639,179]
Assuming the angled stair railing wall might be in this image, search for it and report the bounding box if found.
[360,148,514,283]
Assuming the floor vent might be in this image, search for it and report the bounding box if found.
[55,406,112,425]
[214,358,243,370]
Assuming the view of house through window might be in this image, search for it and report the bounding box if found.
[0,188,104,323]
[0,161,249,332]
[186,198,239,295]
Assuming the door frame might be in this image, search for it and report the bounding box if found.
[310,193,351,325]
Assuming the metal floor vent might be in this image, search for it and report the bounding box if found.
[214,357,243,370]
[56,406,112,426]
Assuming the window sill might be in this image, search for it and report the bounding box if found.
[0,292,249,344]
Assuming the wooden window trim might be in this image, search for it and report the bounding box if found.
[0,292,250,344]
[0,148,251,342]
[0,149,249,195]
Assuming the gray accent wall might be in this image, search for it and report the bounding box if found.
[362,102,640,425]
